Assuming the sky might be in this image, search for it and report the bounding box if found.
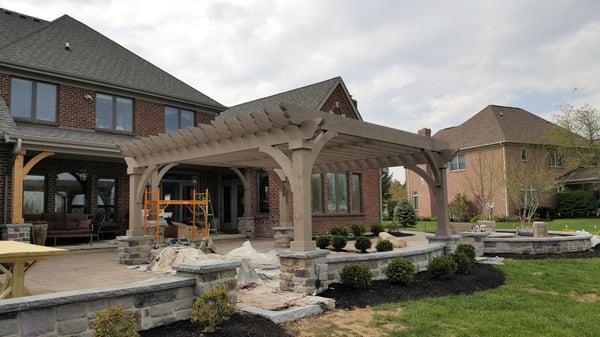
[3,0,600,181]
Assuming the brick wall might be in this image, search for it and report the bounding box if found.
[58,85,96,129]
[135,99,164,136]
[0,145,12,224]
[0,73,9,105]
[320,84,359,119]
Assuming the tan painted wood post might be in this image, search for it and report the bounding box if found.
[243,170,252,217]
[11,260,25,297]
[289,140,316,252]
[278,180,291,227]
[433,166,451,236]
[127,167,145,236]
[11,150,25,224]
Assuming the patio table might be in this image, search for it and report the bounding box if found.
[0,241,67,299]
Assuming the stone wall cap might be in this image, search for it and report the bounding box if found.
[117,235,154,241]
[173,260,241,273]
[326,243,445,263]
[461,231,492,237]
[272,226,294,230]
[0,223,33,227]
[278,249,329,259]
[427,235,461,240]
[0,276,194,314]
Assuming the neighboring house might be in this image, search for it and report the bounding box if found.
[406,105,577,219]
[0,8,380,241]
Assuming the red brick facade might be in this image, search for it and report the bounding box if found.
[320,84,359,119]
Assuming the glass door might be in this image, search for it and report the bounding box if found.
[220,180,240,233]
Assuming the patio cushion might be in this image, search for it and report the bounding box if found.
[77,219,92,230]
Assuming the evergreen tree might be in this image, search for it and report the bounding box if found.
[394,199,417,227]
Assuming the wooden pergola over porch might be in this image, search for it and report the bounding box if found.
[117,104,455,252]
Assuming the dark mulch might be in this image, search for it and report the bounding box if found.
[488,248,600,260]
[140,312,293,337]
[320,264,505,309]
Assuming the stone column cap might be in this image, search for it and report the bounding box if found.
[272,226,294,230]
[461,231,491,238]
[116,235,154,242]
[278,249,329,259]
[173,260,241,273]
[427,235,462,240]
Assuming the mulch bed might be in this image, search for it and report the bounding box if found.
[320,264,505,309]
[488,247,600,260]
[140,312,293,337]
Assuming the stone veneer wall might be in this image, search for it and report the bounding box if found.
[0,223,32,242]
[323,243,445,290]
[483,231,592,255]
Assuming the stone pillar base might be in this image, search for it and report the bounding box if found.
[0,223,32,242]
[117,235,153,265]
[273,226,294,248]
[278,249,328,295]
[238,217,255,238]
[533,221,549,238]
[174,260,241,305]
[427,235,461,255]
[460,232,491,256]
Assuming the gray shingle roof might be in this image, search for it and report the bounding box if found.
[221,77,342,118]
[14,122,135,147]
[0,12,223,108]
[562,167,600,183]
[0,8,49,49]
[0,95,18,136]
[434,105,564,149]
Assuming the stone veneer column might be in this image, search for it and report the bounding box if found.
[173,260,241,305]
[0,223,32,242]
[238,217,255,238]
[117,235,153,265]
[460,232,490,256]
[273,227,294,248]
[427,235,461,255]
[279,249,328,294]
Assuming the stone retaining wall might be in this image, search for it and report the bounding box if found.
[323,243,445,289]
[483,231,592,254]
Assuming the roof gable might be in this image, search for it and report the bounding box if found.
[0,14,223,108]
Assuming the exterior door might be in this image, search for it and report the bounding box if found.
[220,180,243,233]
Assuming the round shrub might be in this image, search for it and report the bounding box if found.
[94,305,139,337]
[330,225,349,237]
[371,224,385,235]
[376,239,393,252]
[455,244,476,262]
[351,224,366,237]
[331,235,348,251]
[428,255,457,279]
[191,287,234,333]
[453,244,476,274]
[354,236,372,252]
[340,263,373,289]
[316,235,331,249]
[384,257,416,285]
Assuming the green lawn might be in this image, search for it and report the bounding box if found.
[372,258,600,337]
[385,218,600,234]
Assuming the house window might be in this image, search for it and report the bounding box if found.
[327,173,348,213]
[412,191,419,210]
[97,178,116,222]
[257,171,269,214]
[521,149,528,162]
[55,172,87,214]
[450,154,465,171]
[10,77,57,121]
[96,93,133,132]
[311,174,322,212]
[165,106,195,132]
[549,150,563,168]
[521,187,537,205]
[351,173,361,213]
[24,175,45,214]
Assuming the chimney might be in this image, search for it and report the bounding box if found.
[418,128,431,137]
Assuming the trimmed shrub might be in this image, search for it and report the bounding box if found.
[330,225,349,237]
[453,244,476,274]
[191,287,234,333]
[376,239,393,252]
[94,306,139,337]
[455,244,476,262]
[316,235,331,249]
[331,235,348,251]
[385,257,416,285]
[354,236,372,252]
[371,224,385,235]
[394,199,417,227]
[351,224,366,237]
[428,255,457,279]
[340,263,372,289]
[449,193,478,222]
[557,190,598,217]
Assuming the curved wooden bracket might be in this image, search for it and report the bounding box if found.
[230,167,247,186]
[152,163,178,187]
[135,164,158,199]
[310,131,337,164]
[406,164,436,188]
[23,151,54,176]
[259,145,293,179]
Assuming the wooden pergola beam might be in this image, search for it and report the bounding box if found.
[11,151,54,224]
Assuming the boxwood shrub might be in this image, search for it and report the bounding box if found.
[376,239,394,252]
[354,236,372,252]
[330,225,349,237]
[371,224,385,235]
[316,235,331,249]
[340,263,373,289]
[331,235,348,251]
[453,244,476,274]
[351,224,366,237]
[384,257,416,284]
[94,306,139,337]
[428,255,457,279]
[191,287,234,333]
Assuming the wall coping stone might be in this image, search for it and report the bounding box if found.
[427,235,461,240]
[117,235,154,241]
[0,277,194,314]
[173,260,241,273]
[0,223,33,228]
[461,232,491,238]
[240,304,324,323]
[483,231,592,243]
[278,249,329,259]
[272,226,294,230]
[326,243,445,263]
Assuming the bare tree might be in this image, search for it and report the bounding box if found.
[552,104,600,167]
[463,151,503,220]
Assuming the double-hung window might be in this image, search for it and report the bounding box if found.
[10,77,57,122]
[327,173,348,213]
[412,191,419,211]
[351,173,361,213]
[311,174,323,212]
[96,93,133,132]
[257,171,269,214]
[165,106,195,132]
[549,150,563,168]
[450,154,465,171]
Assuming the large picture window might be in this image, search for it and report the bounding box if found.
[55,172,87,214]
[165,106,195,132]
[97,178,116,222]
[327,173,348,213]
[257,171,269,214]
[351,173,361,213]
[96,93,133,132]
[10,77,57,121]
[311,174,322,212]
[24,175,45,214]
[450,154,465,171]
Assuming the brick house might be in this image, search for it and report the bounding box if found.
[0,8,381,242]
[406,105,573,219]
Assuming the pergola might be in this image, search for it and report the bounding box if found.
[117,104,455,252]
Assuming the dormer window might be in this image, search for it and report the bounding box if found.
[10,77,57,122]
[165,106,194,133]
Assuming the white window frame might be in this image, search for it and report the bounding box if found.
[412,191,419,211]
[450,154,466,171]
[549,150,563,168]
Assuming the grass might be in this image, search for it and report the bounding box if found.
[373,258,600,337]
[384,218,600,234]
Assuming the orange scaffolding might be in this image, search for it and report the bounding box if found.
[143,188,210,244]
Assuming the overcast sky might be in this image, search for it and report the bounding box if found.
[3,0,600,181]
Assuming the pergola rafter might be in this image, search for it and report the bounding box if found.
[117,103,456,251]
